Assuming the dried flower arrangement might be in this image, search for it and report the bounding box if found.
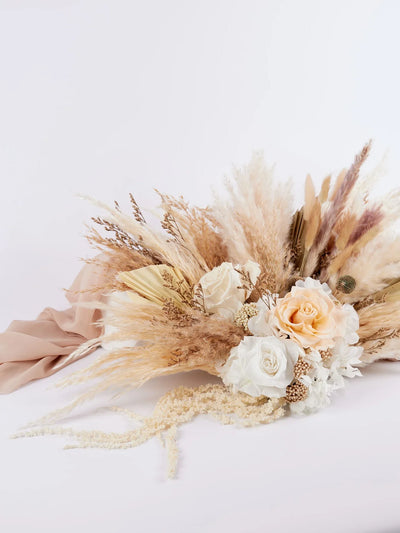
[15,142,400,477]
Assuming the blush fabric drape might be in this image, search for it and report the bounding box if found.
[0,261,106,393]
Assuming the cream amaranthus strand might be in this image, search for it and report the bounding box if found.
[14,386,286,479]
[15,143,400,477]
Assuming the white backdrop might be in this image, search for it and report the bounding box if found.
[1,1,400,532]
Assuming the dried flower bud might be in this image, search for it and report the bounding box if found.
[285,380,308,403]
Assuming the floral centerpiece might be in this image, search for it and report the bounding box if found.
[17,142,400,477]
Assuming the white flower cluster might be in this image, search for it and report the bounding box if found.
[197,263,363,414]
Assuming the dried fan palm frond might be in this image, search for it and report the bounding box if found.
[118,265,192,307]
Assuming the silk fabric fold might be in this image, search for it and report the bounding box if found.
[0,261,106,393]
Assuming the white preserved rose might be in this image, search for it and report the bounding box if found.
[198,261,260,320]
[220,335,301,398]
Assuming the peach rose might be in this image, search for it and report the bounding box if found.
[274,278,340,350]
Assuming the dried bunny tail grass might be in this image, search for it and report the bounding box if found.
[213,152,294,293]
[157,192,229,271]
[83,196,205,286]
[73,306,244,387]
[13,384,287,478]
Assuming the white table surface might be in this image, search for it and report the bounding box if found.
[1,1,400,531]
[0,353,400,533]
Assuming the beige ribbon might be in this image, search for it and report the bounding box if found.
[0,260,106,393]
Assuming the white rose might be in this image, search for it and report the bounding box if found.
[220,335,301,398]
[198,261,260,320]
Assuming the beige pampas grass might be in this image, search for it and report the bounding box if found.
[213,153,294,293]
[358,336,400,364]
[53,286,244,410]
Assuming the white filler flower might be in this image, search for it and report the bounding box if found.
[220,336,301,398]
[247,298,279,337]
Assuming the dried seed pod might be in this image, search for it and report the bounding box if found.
[336,275,356,294]
[285,381,308,403]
